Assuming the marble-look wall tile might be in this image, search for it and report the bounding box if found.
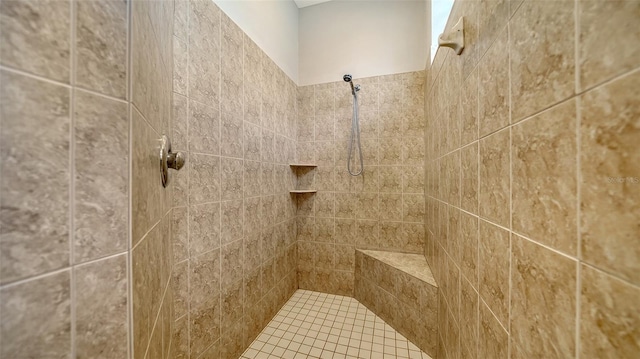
[0,0,70,82]
[580,265,640,358]
[190,248,221,310]
[0,71,70,283]
[479,128,510,228]
[74,91,128,263]
[461,68,479,146]
[132,109,166,246]
[578,0,640,90]
[460,142,478,214]
[173,0,189,36]
[172,93,189,151]
[221,112,244,158]
[477,0,509,59]
[459,276,478,357]
[173,260,189,319]
[426,1,639,358]
[460,211,478,287]
[510,0,575,122]
[173,36,188,96]
[75,255,128,358]
[172,316,189,359]
[189,99,220,154]
[478,301,508,359]
[478,29,509,136]
[222,239,243,289]
[580,71,640,285]
[189,202,221,256]
[189,0,220,106]
[510,235,576,358]
[189,153,221,204]
[478,220,510,327]
[76,0,127,98]
[172,207,189,262]
[512,99,577,255]
[221,278,243,332]
[132,215,173,359]
[221,200,243,245]
[0,270,71,357]
[190,299,221,358]
[132,4,171,134]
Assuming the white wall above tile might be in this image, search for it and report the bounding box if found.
[214,0,300,83]
[298,0,429,85]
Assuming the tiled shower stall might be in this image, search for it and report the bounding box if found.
[0,0,638,358]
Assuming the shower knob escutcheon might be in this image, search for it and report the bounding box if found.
[160,134,185,188]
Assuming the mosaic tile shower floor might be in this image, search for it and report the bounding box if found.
[241,290,432,359]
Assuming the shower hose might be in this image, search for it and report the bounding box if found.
[347,91,364,176]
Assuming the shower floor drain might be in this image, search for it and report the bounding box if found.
[241,289,432,359]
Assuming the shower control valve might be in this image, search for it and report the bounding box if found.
[160,134,185,188]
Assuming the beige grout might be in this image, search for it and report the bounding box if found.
[507,16,513,357]
[574,1,583,357]
[126,0,133,356]
[69,0,77,355]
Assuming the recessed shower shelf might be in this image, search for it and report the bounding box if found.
[289,190,317,194]
[289,163,318,168]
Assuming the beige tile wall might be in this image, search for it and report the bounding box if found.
[296,71,426,296]
[169,1,299,358]
[354,250,438,357]
[425,0,640,358]
[0,0,130,357]
[130,0,175,357]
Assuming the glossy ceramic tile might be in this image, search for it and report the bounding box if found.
[511,99,577,255]
[578,0,640,90]
[509,0,575,122]
[74,90,128,263]
[580,265,640,358]
[0,271,71,357]
[580,71,640,285]
[0,71,70,283]
[75,255,128,359]
[0,0,70,82]
[75,0,127,98]
[510,235,576,358]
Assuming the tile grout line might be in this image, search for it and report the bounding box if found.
[574,1,582,358]
[217,6,223,353]
[69,0,77,356]
[126,0,133,356]
[0,65,128,104]
[507,15,513,357]
[185,0,192,353]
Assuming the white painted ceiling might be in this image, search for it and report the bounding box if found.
[293,0,333,9]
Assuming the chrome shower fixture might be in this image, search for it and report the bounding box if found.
[343,74,363,176]
[343,73,361,95]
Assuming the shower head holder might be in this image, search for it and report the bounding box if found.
[438,16,465,55]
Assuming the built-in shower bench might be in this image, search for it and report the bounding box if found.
[354,249,438,357]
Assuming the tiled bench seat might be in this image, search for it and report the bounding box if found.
[355,249,438,358]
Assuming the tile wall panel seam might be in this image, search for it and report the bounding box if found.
[574,2,583,347]
[0,65,131,105]
[126,0,133,357]
[507,9,513,346]
[69,0,77,356]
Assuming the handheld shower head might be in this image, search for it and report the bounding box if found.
[343,74,359,95]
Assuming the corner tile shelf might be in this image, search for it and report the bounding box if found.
[289,164,317,194]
